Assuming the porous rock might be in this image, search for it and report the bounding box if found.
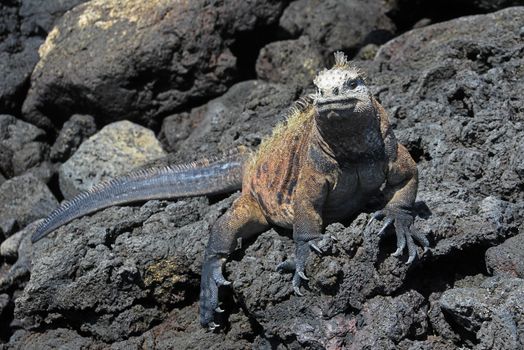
[0,174,57,238]
[14,195,235,342]
[50,114,97,162]
[485,233,524,278]
[256,36,323,87]
[0,114,47,178]
[160,80,297,157]
[440,277,524,349]
[58,120,166,198]
[279,0,397,56]
[0,0,89,114]
[21,0,287,131]
[7,5,524,349]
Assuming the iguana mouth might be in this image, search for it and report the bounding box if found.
[315,96,359,114]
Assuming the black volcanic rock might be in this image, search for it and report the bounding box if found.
[3,4,524,350]
[279,0,397,57]
[21,0,287,131]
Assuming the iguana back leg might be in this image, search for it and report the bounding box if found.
[199,194,269,328]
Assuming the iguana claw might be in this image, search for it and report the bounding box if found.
[371,208,430,264]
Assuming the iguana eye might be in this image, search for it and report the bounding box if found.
[348,80,358,90]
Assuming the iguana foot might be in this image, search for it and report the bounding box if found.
[369,208,429,264]
[277,236,333,295]
[199,256,230,329]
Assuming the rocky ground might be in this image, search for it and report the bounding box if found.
[0,0,523,349]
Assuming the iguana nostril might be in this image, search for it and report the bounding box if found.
[333,87,339,95]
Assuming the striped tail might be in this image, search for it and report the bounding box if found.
[32,152,248,243]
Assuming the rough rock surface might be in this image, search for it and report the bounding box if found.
[256,36,323,87]
[59,120,166,199]
[0,114,47,178]
[279,0,397,56]
[0,0,89,114]
[440,277,524,349]
[2,2,524,349]
[0,174,57,239]
[485,233,524,278]
[50,114,97,162]
[160,80,297,157]
[22,0,287,131]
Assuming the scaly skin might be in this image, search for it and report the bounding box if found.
[32,52,429,331]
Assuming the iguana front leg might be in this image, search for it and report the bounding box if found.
[278,175,328,295]
[200,194,269,329]
[372,144,429,264]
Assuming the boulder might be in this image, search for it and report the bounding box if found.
[486,233,524,278]
[256,36,323,88]
[279,0,397,56]
[160,80,297,157]
[0,114,47,178]
[59,120,166,198]
[440,277,524,349]
[21,0,287,131]
[0,174,57,238]
[50,114,97,162]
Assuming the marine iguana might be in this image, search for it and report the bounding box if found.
[32,52,429,329]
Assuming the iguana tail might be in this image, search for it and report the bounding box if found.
[32,150,249,243]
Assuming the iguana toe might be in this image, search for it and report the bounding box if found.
[200,257,230,327]
[371,208,430,264]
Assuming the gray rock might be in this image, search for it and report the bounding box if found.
[256,36,323,88]
[0,174,57,238]
[440,277,524,349]
[7,5,524,349]
[486,233,524,278]
[0,114,46,178]
[50,114,97,162]
[11,141,50,176]
[279,0,396,57]
[0,0,86,115]
[21,0,287,131]
[160,80,297,157]
[366,7,524,204]
[0,221,36,292]
[19,0,90,35]
[7,328,101,350]
[58,120,166,198]
[0,37,42,114]
[15,196,235,342]
[0,230,25,261]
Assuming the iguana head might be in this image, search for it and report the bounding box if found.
[313,52,373,119]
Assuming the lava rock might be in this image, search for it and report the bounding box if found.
[19,0,90,35]
[0,221,36,292]
[440,277,524,349]
[0,37,42,114]
[7,328,100,350]
[0,0,86,114]
[0,174,57,238]
[15,196,235,342]
[0,114,46,178]
[160,80,297,157]
[50,114,97,162]
[58,120,166,198]
[279,0,397,57]
[256,36,323,88]
[365,7,524,204]
[486,233,524,278]
[347,291,427,349]
[7,5,524,349]
[21,0,287,131]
